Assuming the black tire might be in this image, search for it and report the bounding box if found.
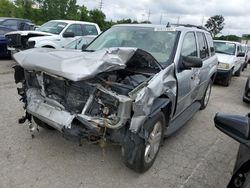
[122,112,165,173]
[223,69,233,87]
[200,79,212,110]
[235,66,242,77]
[33,117,55,130]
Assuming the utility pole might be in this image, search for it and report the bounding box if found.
[201,16,204,26]
[177,16,180,24]
[159,14,162,24]
[147,9,151,22]
[99,0,103,10]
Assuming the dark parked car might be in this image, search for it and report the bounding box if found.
[0,17,34,30]
[214,113,250,188]
[243,77,250,103]
[0,26,16,57]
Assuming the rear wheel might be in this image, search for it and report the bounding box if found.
[122,112,165,173]
[33,117,55,130]
[200,79,212,110]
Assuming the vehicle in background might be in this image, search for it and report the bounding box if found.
[0,26,16,57]
[0,17,34,30]
[243,76,250,104]
[246,45,250,65]
[214,113,250,188]
[5,20,101,53]
[241,44,248,71]
[13,24,217,172]
[214,40,245,86]
[63,35,96,50]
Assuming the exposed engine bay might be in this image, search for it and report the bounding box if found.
[14,47,162,143]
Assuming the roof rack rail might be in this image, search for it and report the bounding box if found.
[172,24,208,31]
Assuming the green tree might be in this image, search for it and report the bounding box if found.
[0,0,15,17]
[66,0,79,20]
[79,5,89,22]
[89,9,106,30]
[205,15,225,38]
[215,35,241,42]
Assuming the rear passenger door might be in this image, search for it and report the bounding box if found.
[175,32,200,116]
[195,32,211,99]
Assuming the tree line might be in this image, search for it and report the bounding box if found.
[0,0,148,31]
[2,0,245,41]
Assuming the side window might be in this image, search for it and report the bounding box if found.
[65,24,83,36]
[206,33,215,56]
[1,20,18,29]
[181,32,198,57]
[197,32,209,59]
[82,25,98,35]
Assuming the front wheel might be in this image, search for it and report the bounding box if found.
[235,66,242,77]
[122,112,165,173]
[200,79,212,110]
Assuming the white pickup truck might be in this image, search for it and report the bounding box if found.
[214,40,245,86]
[5,20,101,51]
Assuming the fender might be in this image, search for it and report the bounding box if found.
[149,98,171,118]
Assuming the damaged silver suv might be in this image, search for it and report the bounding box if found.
[13,24,217,173]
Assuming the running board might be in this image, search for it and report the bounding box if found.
[165,102,201,137]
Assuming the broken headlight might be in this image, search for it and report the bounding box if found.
[218,62,230,69]
[86,89,120,123]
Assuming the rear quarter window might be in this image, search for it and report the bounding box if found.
[206,33,215,56]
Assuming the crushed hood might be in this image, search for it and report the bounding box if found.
[13,47,140,81]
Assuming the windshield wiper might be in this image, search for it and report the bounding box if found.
[82,49,95,52]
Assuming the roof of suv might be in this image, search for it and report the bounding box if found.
[113,24,210,34]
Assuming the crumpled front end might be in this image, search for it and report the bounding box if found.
[13,47,176,144]
[15,68,133,141]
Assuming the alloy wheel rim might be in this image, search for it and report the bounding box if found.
[204,84,211,106]
[144,121,162,164]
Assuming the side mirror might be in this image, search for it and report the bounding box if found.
[63,32,75,38]
[237,52,245,57]
[180,56,203,70]
[214,113,250,145]
[81,44,88,51]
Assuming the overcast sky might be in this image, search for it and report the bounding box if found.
[77,0,250,36]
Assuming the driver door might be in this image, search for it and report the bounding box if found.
[60,24,83,47]
[175,32,200,117]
